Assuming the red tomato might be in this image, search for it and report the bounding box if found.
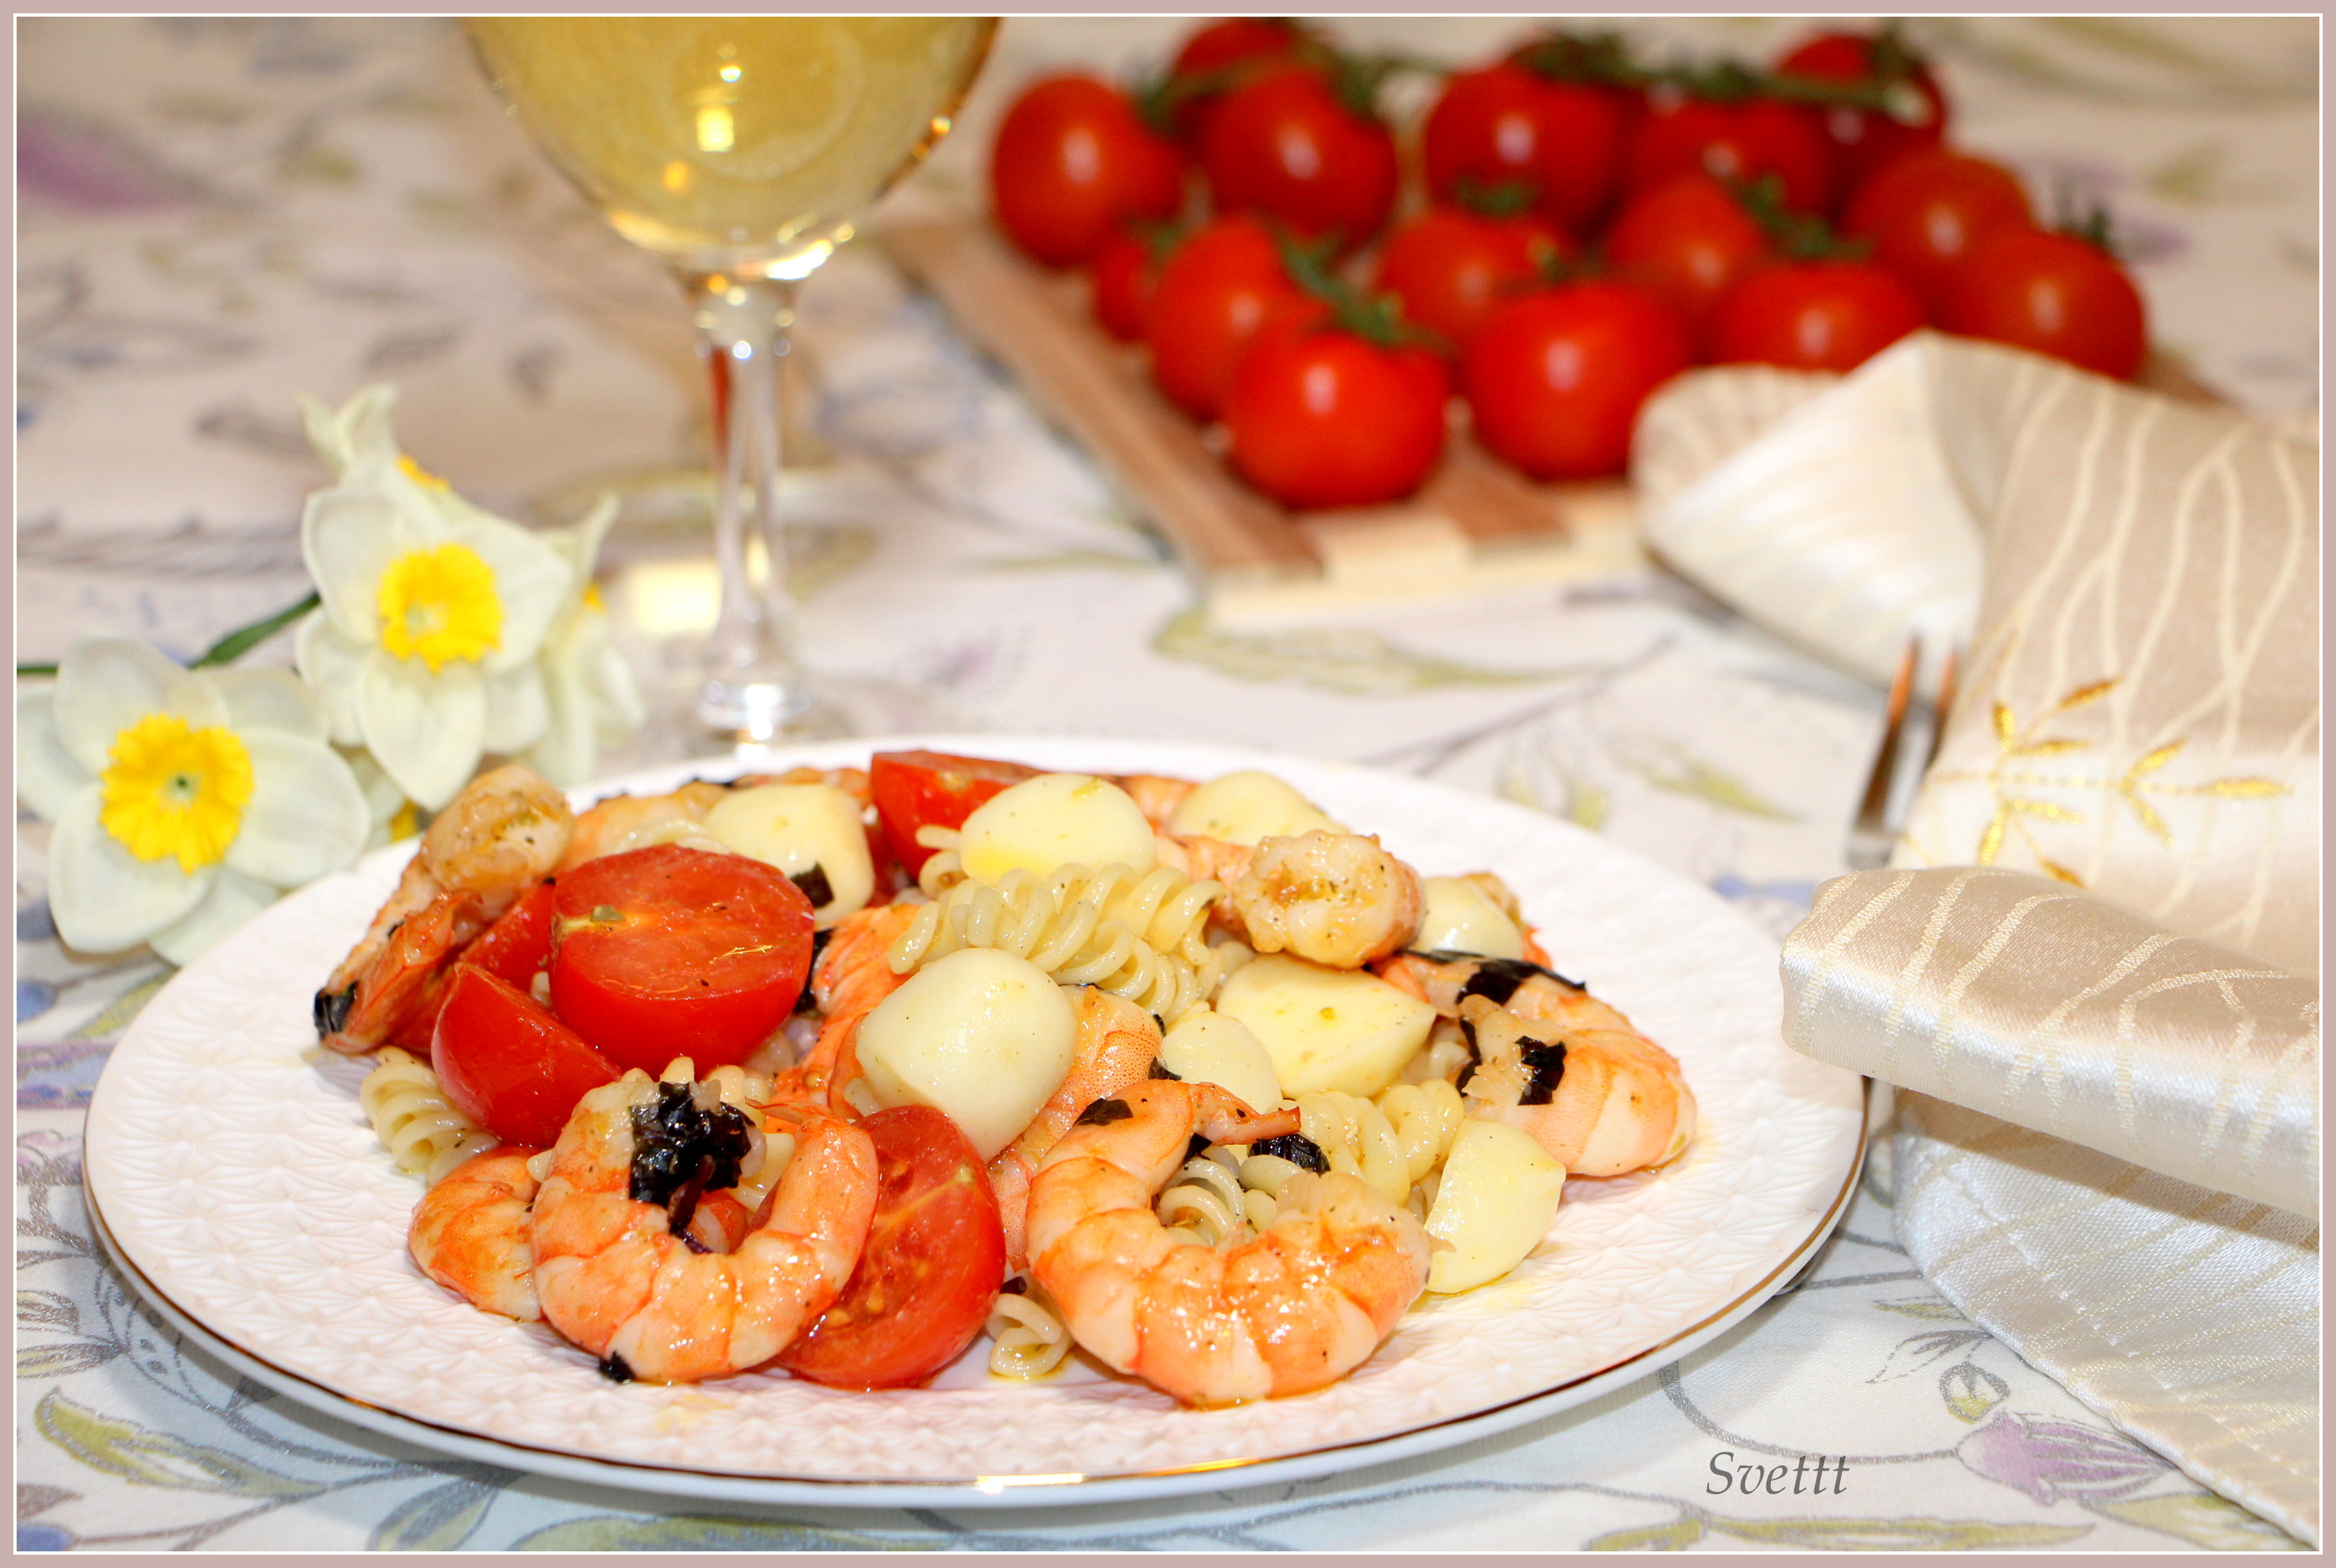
[1843,149,2034,312]
[989,75,1185,268]
[1626,91,1838,215]
[1201,66,1398,250]
[1422,63,1633,234]
[1375,206,1572,352]
[431,965,620,1148]
[1144,215,1307,419]
[548,845,816,1075]
[1602,173,1774,328]
[776,1105,1006,1389]
[1706,260,1925,372]
[1462,282,1692,482]
[454,880,557,994]
[869,750,1040,881]
[1173,16,1306,79]
[1776,31,1950,190]
[1089,228,1159,342]
[1938,228,2147,380]
[1224,320,1451,510]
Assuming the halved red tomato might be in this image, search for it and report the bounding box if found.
[455,880,558,994]
[547,845,815,1075]
[431,965,620,1148]
[776,1105,1006,1389]
[870,751,1041,881]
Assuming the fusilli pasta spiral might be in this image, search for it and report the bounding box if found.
[1295,1080,1465,1204]
[1156,1150,1247,1246]
[986,1280,1072,1379]
[360,1047,496,1185]
[886,859,1225,1022]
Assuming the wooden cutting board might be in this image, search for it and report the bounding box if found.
[883,217,1643,625]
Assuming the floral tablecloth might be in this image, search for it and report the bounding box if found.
[15,16,2316,1552]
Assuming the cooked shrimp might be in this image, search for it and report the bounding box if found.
[1455,996,1694,1178]
[737,765,874,811]
[1174,830,1423,970]
[555,780,733,872]
[530,1068,878,1383]
[1115,773,1197,831]
[1377,951,1642,1039]
[1027,1080,1428,1407]
[988,986,1165,1269]
[770,901,924,1116]
[317,764,572,1052]
[409,1147,544,1321]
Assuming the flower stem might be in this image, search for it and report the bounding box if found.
[13,590,320,679]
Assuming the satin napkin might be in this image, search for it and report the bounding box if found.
[1719,338,2323,1541]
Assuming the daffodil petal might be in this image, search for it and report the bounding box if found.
[17,683,91,821]
[359,648,483,811]
[580,618,646,741]
[449,514,572,673]
[225,732,371,887]
[293,612,369,746]
[207,666,325,741]
[47,787,214,954]
[303,489,424,645]
[305,382,402,482]
[149,867,278,967]
[54,633,226,777]
[480,663,551,755]
[525,638,597,787]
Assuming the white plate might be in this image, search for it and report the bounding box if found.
[85,735,1865,1509]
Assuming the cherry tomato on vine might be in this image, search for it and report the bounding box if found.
[1224,318,1451,510]
[1375,206,1572,352]
[1842,149,2034,313]
[1706,260,1925,372]
[1089,229,1158,341]
[1161,17,1311,145]
[1201,65,1398,250]
[1462,281,1692,481]
[1143,214,1309,419]
[1938,228,2147,380]
[1602,173,1774,328]
[1421,63,1633,234]
[775,1106,1005,1390]
[1774,31,1950,191]
[1626,91,1838,215]
[989,75,1185,268]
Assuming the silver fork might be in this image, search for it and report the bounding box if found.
[1846,635,1960,871]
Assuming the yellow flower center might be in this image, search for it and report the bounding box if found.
[398,454,450,490]
[377,543,502,672]
[99,715,255,875]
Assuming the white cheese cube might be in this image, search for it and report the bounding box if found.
[1167,770,1344,847]
[1415,875,1526,961]
[1159,1008,1283,1113]
[959,773,1157,884]
[1215,955,1435,1098]
[701,783,874,929]
[852,949,1075,1160]
[1425,1120,1567,1294]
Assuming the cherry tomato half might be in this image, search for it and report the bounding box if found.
[1938,228,2147,381]
[776,1105,1006,1389]
[431,965,620,1148]
[1224,320,1451,510]
[1706,260,1925,372]
[869,750,1041,882]
[1602,173,1774,328]
[1144,214,1307,420]
[990,75,1185,268]
[454,879,558,995]
[548,845,816,1075]
[1375,206,1572,352]
[1462,281,1692,482]
[1626,91,1838,216]
[1775,30,1951,191]
[1201,65,1398,250]
[1422,63,1633,234]
[1843,149,2034,313]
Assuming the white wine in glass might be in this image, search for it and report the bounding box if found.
[466,16,997,741]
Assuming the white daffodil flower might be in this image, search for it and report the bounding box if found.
[17,632,372,965]
[523,494,646,787]
[292,383,570,811]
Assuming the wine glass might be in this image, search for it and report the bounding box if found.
[466,17,997,743]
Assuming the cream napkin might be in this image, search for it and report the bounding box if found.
[1696,338,2327,1543]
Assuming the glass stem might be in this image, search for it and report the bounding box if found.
[688,272,810,740]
